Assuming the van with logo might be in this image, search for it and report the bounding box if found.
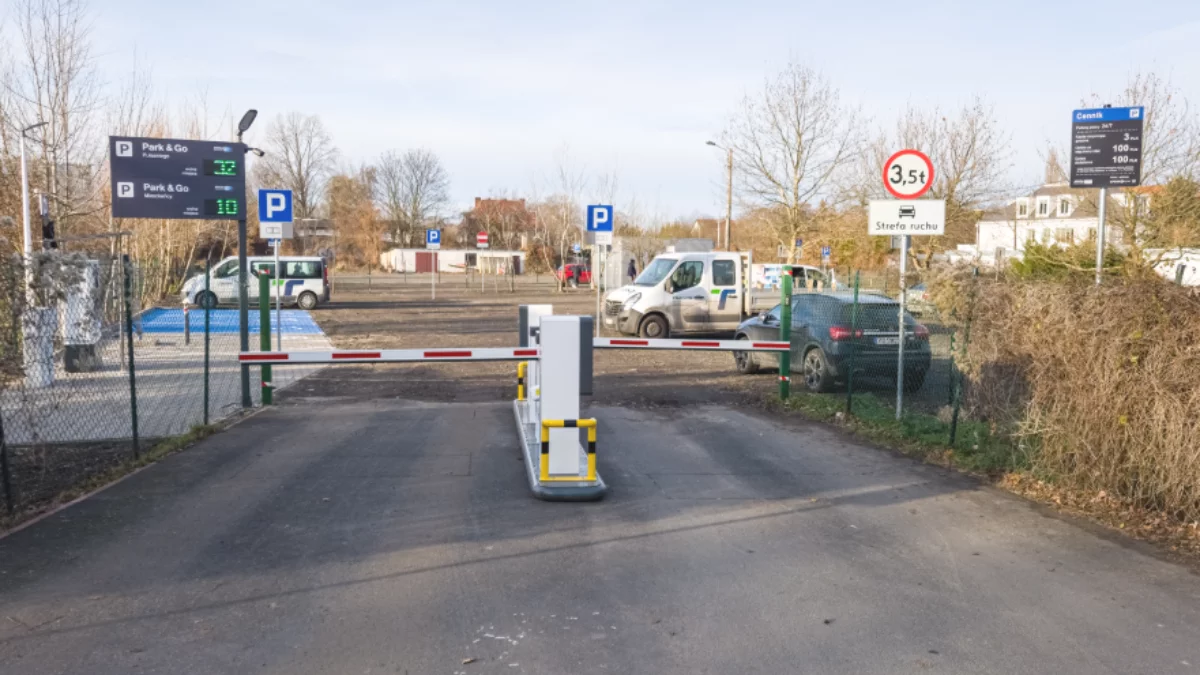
[181,256,330,310]
[602,251,827,338]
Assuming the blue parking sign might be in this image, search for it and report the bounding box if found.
[587,205,613,232]
[258,189,293,222]
[426,229,441,249]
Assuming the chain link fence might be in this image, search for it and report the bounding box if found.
[767,267,978,450]
[0,251,326,516]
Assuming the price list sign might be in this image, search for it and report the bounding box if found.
[1069,107,1144,188]
[110,136,247,220]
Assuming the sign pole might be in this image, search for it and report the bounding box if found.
[1095,187,1107,285]
[594,243,600,336]
[896,234,908,420]
[432,257,436,301]
[238,217,251,408]
[275,240,282,351]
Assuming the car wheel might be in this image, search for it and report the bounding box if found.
[903,369,927,393]
[639,314,668,339]
[802,348,833,393]
[733,335,760,375]
[297,291,318,310]
[195,291,218,310]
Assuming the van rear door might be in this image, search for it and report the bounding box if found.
[707,256,742,330]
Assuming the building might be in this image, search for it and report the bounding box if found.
[975,182,1148,261]
[379,248,526,274]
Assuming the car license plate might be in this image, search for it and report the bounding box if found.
[874,336,900,345]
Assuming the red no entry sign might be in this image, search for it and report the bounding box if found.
[477,231,489,248]
[882,149,934,199]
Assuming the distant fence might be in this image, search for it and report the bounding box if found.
[0,252,324,516]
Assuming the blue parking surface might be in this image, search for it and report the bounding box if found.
[138,308,325,335]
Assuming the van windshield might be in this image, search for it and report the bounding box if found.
[633,258,677,286]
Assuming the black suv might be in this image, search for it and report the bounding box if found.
[732,292,931,393]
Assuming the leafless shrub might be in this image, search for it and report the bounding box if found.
[933,269,1200,520]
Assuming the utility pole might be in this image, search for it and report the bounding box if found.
[725,146,733,251]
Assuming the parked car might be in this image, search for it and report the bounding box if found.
[556,263,592,288]
[181,256,330,310]
[731,292,931,393]
[907,282,936,317]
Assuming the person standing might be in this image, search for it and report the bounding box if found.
[627,258,637,282]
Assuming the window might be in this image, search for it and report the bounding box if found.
[712,260,736,287]
[214,260,239,278]
[284,261,322,279]
[791,296,813,325]
[1055,228,1074,244]
[465,253,478,267]
[634,258,677,286]
[1058,198,1072,216]
[669,261,704,293]
[767,304,783,322]
[1043,229,1052,243]
[1037,198,1050,216]
[1087,227,1097,241]
[1026,229,1036,243]
[1016,199,1029,218]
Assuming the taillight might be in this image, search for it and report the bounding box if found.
[829,326,863,341]
[914,324,929,340]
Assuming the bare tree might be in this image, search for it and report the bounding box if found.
[376,148,449,246]
[328,165,384,269]
[5,0,104,236]
[255,112,337,221]
[726,62,864,262]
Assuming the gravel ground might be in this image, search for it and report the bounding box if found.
[292,275,771,409]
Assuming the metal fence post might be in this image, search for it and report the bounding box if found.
[203,256,211,426]
[779,267,792,400]
[845,271,860,415]
[259,273,273,405]
[122,254,140,459]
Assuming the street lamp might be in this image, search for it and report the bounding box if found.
[235,108,257,409]
[706,140,733,251]
[20,121,49,258]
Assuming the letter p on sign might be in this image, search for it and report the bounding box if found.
[587,205,613,232]
[258,189,293,223]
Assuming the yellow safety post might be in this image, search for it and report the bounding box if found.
[517,361,527,401]
[539,418,597,482]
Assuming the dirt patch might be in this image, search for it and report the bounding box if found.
[289,276,776,408]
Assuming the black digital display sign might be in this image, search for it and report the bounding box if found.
[109,136,247,220]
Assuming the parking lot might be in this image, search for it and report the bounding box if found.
[1,275,1198,674]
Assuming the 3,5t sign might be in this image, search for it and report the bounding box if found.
[883,149,934,200]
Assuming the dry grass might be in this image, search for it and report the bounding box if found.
[937,273,1200,522]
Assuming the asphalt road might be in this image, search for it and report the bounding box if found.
[1,397,1198,674]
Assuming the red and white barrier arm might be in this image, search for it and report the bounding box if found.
[592,338,789,352]
[238,347,540,364]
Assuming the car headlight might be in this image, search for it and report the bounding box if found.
[623,293,641,308]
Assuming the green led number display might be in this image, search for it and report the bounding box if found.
[203,198,240,216]
[202,158,239,177]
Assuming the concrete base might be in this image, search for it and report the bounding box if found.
[512,398,606,501]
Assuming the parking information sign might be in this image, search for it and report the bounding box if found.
[1070,106,1145,188]
[587,205,614,245]
[868,200,946,235]
[426,228,441,250]
[110,136,247,220]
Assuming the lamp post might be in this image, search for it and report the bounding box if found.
[236,108,258,408]
[706,140,733,251]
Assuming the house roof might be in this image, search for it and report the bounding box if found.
[979,183,1123,222]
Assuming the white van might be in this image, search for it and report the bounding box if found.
[602,252,826,338]
[181,256,330,310]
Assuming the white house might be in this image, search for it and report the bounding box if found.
[976,181,1151,262]
[379,248,526,274]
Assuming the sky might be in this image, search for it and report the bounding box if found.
[85,0,1200,220]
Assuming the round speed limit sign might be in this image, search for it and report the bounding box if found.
[883,149,934,199]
